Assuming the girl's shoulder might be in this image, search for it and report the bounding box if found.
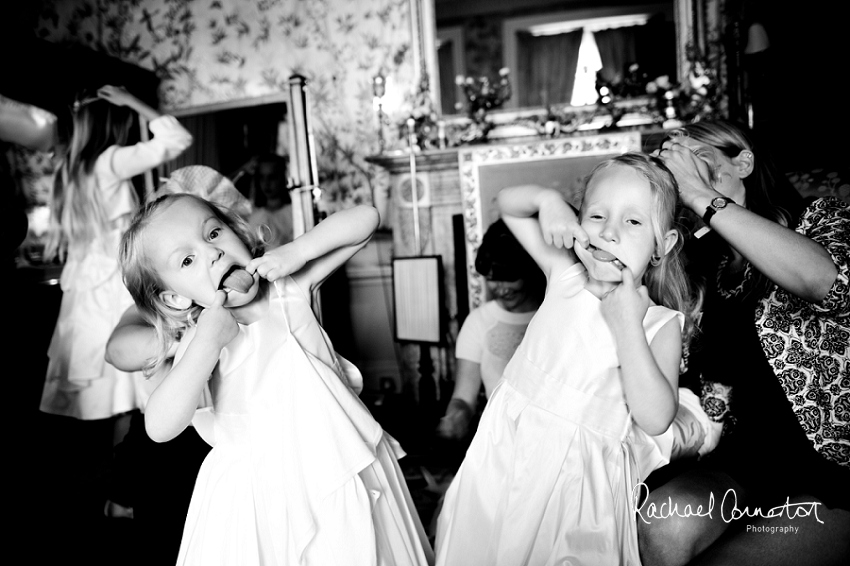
[272,275,311,304]
[645,303,685,339]
[546,261,587,297]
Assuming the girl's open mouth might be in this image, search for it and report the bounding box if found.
[587,244,625,271]
[219,265,254,293]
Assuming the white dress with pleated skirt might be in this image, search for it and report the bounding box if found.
[436,262,682,566]
[40,115,193,419]
[176,276,433,566]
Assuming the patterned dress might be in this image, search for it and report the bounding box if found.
[686,197,850,509]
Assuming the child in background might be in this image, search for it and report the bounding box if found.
[437,218,545,441]
[246,153,294,247]
[436,153,700,566]
[40,85,191,427]
[119,194,434,565]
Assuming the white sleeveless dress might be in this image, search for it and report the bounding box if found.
[176,277,434,566]
[41,115,192,419]
[436,262,683,566]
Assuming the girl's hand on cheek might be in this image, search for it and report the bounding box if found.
[247,244,306,282]
[600,267,649,336]
[196,290,239,349]
[539,198,588,250]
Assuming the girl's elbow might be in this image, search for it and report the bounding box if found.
[350,205,380,239]
[639,408,677,436]
[144,414,179,443]
[642,419,674,436]
[362,205,380,229]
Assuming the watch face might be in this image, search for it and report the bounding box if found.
[711,197,729,209]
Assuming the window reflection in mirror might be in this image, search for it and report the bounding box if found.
[435,0,676,115]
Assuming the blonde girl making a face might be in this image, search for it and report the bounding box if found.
[119,194,433,566]
[436,153,699,566]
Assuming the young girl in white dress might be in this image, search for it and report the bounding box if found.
[41,85,192,423]
[435,153,700,566]
[119,194,434,566]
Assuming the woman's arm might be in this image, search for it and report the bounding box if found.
[145,291,237,442]
[247,205,379,293]
[663,144,837,302]
[497,185,587,277]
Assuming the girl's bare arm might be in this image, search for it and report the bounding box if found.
[145,291,237,442]
[247,205,380,293]
[497,185,587,277]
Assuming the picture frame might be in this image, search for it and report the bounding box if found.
[392,255,445,344]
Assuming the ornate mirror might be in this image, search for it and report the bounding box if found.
[411,0,717,118]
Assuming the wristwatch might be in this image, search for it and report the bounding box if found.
[702,196,736,226]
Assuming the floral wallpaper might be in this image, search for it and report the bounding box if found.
[34,0,418,211]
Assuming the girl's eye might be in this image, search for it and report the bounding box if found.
[627,219,642,226]
[181,256,194,268]
[209,227,221,240]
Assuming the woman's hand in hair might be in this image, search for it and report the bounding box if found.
[657,140,717,211]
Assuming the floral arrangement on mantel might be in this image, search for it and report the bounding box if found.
[395,44,724,149]
[595,46,723,127]
[394,68,513,150]
[645,58,721,124]
[396,75,442,151]
[454,68,512,143]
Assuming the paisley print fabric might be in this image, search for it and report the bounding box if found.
[755,197,850,467]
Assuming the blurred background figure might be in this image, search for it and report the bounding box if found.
[233,152,294,247]
[39,84,191,526]
[437,218,545,441]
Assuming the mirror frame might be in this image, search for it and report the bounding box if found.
[411,0,718,117]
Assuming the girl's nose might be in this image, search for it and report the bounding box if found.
[600,222,618,242]
[207,246,224,263]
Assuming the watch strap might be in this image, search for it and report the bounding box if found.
[702,197,734,226]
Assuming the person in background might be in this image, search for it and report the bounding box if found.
[437,218,545,441]
[237,152,294,247]
[639,120,850,566]
[40,85,192,423]
[38,85,191,525]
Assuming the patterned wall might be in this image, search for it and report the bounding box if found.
[35,0,418,211]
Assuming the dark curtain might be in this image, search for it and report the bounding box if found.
[162,103,285,180]
[438,39,457,114]
[163,112,223,177]
[594,26,639,85]
[516,29,582,107]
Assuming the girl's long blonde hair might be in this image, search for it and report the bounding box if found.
[44,94,135,262]
[119,193,264,376]
[582,153,703,345]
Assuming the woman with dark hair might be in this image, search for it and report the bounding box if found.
[437,218,546,440]
[639,120,850,566]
